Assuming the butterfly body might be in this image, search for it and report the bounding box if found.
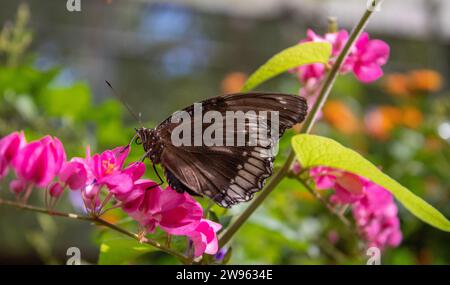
[136,92,307,208]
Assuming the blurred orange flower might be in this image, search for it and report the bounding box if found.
[323,100,360,134]
[384,73,409,97]
[221,72,247,94]
[408,69,442,93]
[364,106,402,140]
[384,69,442,97]
[401,106,423,129]
[365,105,423,140]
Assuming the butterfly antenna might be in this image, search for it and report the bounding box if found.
[105,80,143,127]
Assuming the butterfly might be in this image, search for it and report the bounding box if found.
[135,92,307,208]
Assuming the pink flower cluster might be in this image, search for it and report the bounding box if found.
[292,29,390,106]
[0,132,65,195]
[0,131,221,257]
[310,166,402,250]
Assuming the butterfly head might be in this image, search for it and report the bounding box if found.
[135,127,161,163]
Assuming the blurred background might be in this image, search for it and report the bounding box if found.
[0,0,448,264]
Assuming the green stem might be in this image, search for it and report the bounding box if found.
[218,2,379,248]
[0,198,190,264]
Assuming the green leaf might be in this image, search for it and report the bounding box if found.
[291,134,450,232]
[98,237,156,265]
[242,42,331,92]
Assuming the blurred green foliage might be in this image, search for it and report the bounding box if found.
[0,5,135,155]
[0,4,142,264]
[0,4,449,265]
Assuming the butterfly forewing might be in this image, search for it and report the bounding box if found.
[149,92,307,208]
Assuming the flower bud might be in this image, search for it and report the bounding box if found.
[49,182,64,198]
[10,179,26,194]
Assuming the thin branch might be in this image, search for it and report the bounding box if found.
[0,198,190,264]
[0,198,93,221]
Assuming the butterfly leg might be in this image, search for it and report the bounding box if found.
[145,162,165,191]
[138,149,165,191]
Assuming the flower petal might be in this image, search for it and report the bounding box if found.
[353,62,384,83]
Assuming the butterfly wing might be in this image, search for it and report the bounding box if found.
[161,144,274,207]
[155,92,307,208]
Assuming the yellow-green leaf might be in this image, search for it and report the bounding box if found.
[291,134,450,232]
[242,42,331,92]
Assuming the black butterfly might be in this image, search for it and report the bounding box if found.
[135,92,307,208]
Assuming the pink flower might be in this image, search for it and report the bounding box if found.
[303,29,349,57]
[325,30,351,57]
[308,165,402,249]
[310,166,365,204]
[70,145,94,182]
[105,162,145,199]
[92,146,129,180]
[102,173,133,199]
[187,219,222,257]
[13,136,66,188]
[123,162,146,182]
[297,63,326,86]
[0,131,26,163]
[90,146,139,195]
[310,166,337,190]
[353,183,402,249]
[64,146,100,210]
[350,32,390,83]
[293,29,389,92]
[66,145,146,213]
[128,185,203,235]
[292,29,353,114]
[0,131,26,178]
[59,161,88,190]
[294,29,350,85]
[119,179,156,212]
